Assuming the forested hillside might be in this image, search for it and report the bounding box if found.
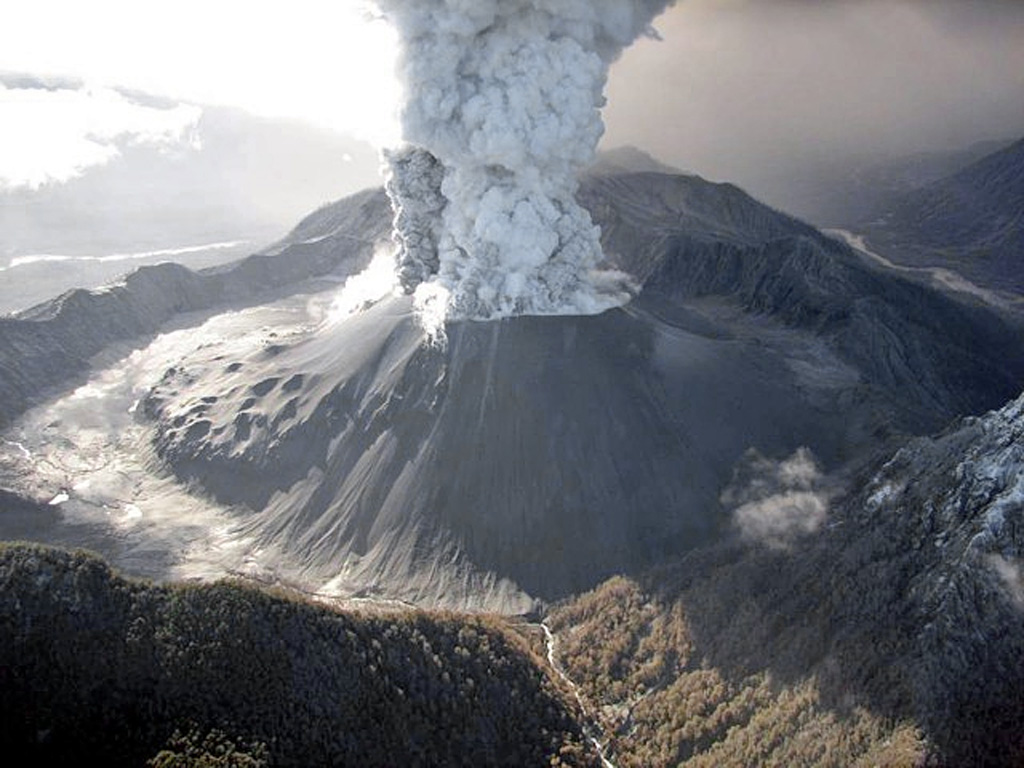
[0,543,598,766]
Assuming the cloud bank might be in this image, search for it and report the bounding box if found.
[0,79,201,189]
[602,0,1024,217]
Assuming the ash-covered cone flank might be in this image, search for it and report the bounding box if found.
[138,167,1024,612]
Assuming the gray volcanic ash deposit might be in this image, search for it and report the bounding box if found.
[141,295,832,610]
[2,154,1023,612]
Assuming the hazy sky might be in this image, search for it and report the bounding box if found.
[605,0,1024,192]
[0,1,399,145]
[1,0,1022,198]
[0,1,398,189]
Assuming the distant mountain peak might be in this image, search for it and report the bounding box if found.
[588,145,684,176]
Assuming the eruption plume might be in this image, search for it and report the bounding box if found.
[376,0,674,325]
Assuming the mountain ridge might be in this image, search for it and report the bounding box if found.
[2,167,1022,611]
[0,188,390,429]
[549,388,1024,766]
[858,135,1024,293]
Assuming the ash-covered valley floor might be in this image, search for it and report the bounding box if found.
[0,282,348,585]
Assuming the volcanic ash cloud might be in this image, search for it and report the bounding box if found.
[377,0,673,325]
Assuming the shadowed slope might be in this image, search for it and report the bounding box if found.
[0,542,598,766]
[144,293,870,609]
[859,136,1024,293]
[135,170,1024,611]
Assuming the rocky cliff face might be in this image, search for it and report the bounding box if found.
[583,170,1024,420]
[858,390,1024,764]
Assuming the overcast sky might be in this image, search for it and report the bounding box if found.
[1,0,1022,200]
[605,0,1024,193]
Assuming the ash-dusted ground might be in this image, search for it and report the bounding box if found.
[0,284,344,585]
[140,289,883,612]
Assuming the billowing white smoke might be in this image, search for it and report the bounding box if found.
[375,0,674,325]
[722,448,833,551]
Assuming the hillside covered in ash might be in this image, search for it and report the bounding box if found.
[137,167,1024,610]
[0,187,391,430]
